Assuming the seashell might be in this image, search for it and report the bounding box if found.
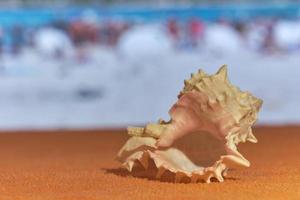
[117,65,263,183]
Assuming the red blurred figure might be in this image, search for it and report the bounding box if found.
[188,18,204,47]
[68,20,100,63]
[69,20,100,46]
[167,18,180,41]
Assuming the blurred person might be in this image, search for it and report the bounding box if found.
[69,13,100,46]
[24,27,35,48]
[187,17,205,48]
[52,20,69,32]
[261,19,278,53]
[0,26,4,56]
[233,20,248,38]
[104,21,119,46]
[11,24,25,55]
[68,19,100,62]
[167,18,180,42]
[245,19,264,51]
[69,20,88,47]
[102,21,129,47]
[0,26,4,74]
[232,20,251,50]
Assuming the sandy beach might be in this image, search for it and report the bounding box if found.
[0,126,299,200]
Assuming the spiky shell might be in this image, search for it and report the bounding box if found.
[117,65,262,183]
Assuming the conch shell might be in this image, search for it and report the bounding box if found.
[117,65,262,183]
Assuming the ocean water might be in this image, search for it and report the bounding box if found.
[0,4,299,26]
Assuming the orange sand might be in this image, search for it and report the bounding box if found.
[0,126,299,200]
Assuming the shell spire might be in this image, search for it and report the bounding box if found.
[216,65,228,81]
[118,65,263,183]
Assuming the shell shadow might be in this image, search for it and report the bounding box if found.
[103,162,239,184]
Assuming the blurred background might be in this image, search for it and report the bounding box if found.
[0,0,298,129]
